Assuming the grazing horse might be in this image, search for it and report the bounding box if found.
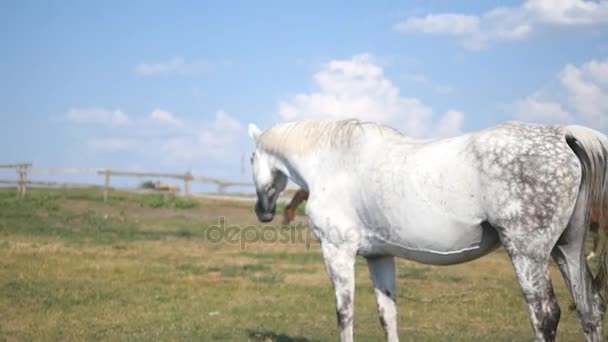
[283,189,309,224]
[247,119,608,342]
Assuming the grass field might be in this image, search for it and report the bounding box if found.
[0,188,606,341]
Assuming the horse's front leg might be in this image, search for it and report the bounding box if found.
[320,241,357,342]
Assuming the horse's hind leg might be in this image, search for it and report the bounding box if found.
[499,232,561,342]
[552,243,604,341]
[366,256,398,342]
[552,207,605,341]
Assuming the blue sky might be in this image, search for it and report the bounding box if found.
[1,0,607,189]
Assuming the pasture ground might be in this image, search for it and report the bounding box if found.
[0,188,606,341]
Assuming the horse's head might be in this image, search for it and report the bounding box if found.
[248,123,288,222]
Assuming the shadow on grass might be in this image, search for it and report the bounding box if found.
[247,329,312,342]
[397,264,464,283]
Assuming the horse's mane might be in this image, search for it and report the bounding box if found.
[257,119,404,155]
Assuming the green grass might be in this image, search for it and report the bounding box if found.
[398,265,431,280]
[139,193,199,209]
[221,263,271,277]
[175,263,210,276]
[0,187,606,341]
[139,180,157,189]
[0,188,209,246]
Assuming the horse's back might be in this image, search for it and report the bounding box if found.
[352,122,582,263]
[468,122,582,231]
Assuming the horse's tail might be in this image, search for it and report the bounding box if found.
[565,125,608,301]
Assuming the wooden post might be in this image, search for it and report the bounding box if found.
[184,171,192,196]
[16,166,24,197]
[16,167,21,197]
[103,169,111,202]
[21,165,28,197]
[5,163,32,198]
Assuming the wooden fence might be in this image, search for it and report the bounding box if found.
[0,163,253,201]
[0,163,31,197]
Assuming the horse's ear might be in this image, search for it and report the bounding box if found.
[248,123,262,141]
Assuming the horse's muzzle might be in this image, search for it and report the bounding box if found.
[255,201,276,223]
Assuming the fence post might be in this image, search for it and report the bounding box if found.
[22,165,28,197]
[16,166,22,197]
[103,169,111,202]
[16,165,28,198]
[184,171,192,196]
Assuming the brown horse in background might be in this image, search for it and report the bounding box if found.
[588,204,608,260]
[282,189,309,224]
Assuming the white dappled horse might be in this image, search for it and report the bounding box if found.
[247,119,608,342]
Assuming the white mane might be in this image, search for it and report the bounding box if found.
[256,119,405,156]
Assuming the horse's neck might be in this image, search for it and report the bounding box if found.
[266,122,430,194]
[273,135,418,193]
[272,153,316,192]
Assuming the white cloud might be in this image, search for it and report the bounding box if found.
[395,0,608,49]
[67,108,129,125]
[134,57,208,76]
[395,14,479,36]
[150,108,183,127]
[66,105,245,165]
[159,137,198,161]
[278,54,462,138]
[559,60,608,126]
[211,110,243,132]
[404,73,453,94]
[160,110,245,163]
[433,110,465,138]
[88,138,133,151]
[198,110,243,148]
[513,96,573,123]
[525,0,608,25]
[513,58,608,129]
